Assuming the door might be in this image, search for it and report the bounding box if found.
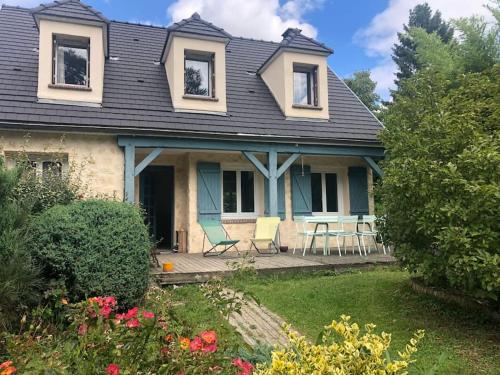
[140,166,174,249]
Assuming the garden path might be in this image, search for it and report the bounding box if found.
[227,290,290,347]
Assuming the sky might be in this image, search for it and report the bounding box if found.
[2,0,494,100]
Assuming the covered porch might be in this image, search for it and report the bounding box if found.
[118,136,384,253]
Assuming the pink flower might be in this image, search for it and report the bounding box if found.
[200,330,217,344]
[126,318,140,328]
[189,336,203,352]
[202,343,217,353]
[142,310,155,319]
[100,305,112,319]
[0,361,13,369]
[106,363,120,375]
[124,307,139,320]
[78,324,88,336]
[115,313,126,320]
[104,296,117,307]
[232,358,254,374]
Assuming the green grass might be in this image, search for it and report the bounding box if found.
[167,284,246,351]
[233,268,500,374]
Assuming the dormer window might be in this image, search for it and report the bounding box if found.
[53,35,90,87]
[293,64,318,107]
[184,50,215,98]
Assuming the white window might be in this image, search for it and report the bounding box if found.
[311,172,343,214]
[5,153,68,178]
[293,63,318,106]
[53,35,90,87]
[184,50,215,97]
[221,169,256,218]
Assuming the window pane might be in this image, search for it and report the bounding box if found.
[57,44,88,86]
[311,173,323,212]
[325,173,338,212]
[223,171,237,213]
[42,161,62,179]
[293,71,310,104]
[185,59,209,96]
[240,171,255,213]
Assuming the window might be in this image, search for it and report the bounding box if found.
[222,170,255,216]
[311,172,340,213]
[53,35,90,86]
[293,64,318,106]
[42,161,62,179]
[184,50,215,97]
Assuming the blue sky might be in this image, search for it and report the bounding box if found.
[4,0,493,99]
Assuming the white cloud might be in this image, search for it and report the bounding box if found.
[167,0,324,41]
[355,0,494,98]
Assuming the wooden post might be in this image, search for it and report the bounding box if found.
[124,144,135,203]
[268,149,278,217]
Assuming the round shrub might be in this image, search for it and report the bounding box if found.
[30,200,151,307]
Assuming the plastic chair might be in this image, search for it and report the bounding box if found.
[358,215,387,255]
[250,217,281,254]
[199,220,240,257]
[326,215,363,256]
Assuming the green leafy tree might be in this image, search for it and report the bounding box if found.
[392,3,454,89]
[344,70,380,111]
[379,65,500,302]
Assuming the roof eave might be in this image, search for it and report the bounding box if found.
[257,46,332,74]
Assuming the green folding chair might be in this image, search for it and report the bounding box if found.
[250,217,281,254]
[199,219,240,257]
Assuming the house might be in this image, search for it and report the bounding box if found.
[0,0,384,253]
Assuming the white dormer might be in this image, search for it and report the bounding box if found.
[258,28,333,121]
[161,13,231,115]
[32,0,109,106]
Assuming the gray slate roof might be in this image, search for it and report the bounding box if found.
[166,12,231,39]
[0,5,383,145]
[31,0,109,24]
[280,28,333,54]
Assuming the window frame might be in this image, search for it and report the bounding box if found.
[310,169,344,215]
[293,63,318,107]
[221,167,258,219]
[52,34,91,88]
[184,49,215,98]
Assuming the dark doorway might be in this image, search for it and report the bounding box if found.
[140,166,174,249]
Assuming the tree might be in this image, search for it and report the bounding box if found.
[184,66,208,96]
[380,65,499,302]
[344,70,380,111]
[392,3,454,89]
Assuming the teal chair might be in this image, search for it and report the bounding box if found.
[199,220,240,257]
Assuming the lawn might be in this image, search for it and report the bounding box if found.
[233,268,499,374]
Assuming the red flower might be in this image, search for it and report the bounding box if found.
[115,313,126,320]
[100,305,112,319]
[126,318,140,328]
[0,361,13,369]
[202,343,217,353]
[179,337,190,350]
[124,307,139,320]
[106,363,120,375]
[160,347,170,356]
[200,330,217,344]
[104,296,117,307]
[189,336,203,352]
[232,358,254,374]
[78,324,88,336]
[142,310,155,319]
[0,366,16,375]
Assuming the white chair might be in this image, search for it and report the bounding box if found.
[292,216,326,256]
[358,215,388,255]
[327,215,363,256]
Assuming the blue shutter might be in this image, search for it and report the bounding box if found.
[264,173,286,220]
[197,162,221,221]
[348,166,369,217]
[291,165,312,217]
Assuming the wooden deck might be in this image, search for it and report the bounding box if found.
[152,251,396,285]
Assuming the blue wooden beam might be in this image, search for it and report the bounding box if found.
[268,150,278,217]
[363,156,384,178]
[277,153,300,178]
[118,136,384,158]
[124,144,135,203]
[134,147,164,176]
[242,151,269,178]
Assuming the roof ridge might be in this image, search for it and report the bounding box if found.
[233,36,280,44]
[0,4,32,11]
[167,12,231,38]
[110,19,167,29]
[32,0,109,24]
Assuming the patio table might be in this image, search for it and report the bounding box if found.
[304,216,340,253]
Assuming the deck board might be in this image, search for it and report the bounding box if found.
[153,251,396,284]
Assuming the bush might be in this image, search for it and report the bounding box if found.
[0,157,42,331]
[379,66,500,302]
[255,315,424,375]
[29,200,151,307]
